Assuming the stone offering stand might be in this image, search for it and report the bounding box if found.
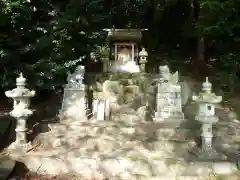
[2,66,239,180]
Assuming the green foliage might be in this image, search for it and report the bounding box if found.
[94,44,110,63]
[0,0,240,94]
[0,0,111,90]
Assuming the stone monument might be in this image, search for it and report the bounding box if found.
[103,28,147,73]
[5,73,35,152]
[60,65,88,122]
[154,65,184,122]
[192,77,226,160]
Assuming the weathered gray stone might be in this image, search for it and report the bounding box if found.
[69,157,99,173]
[101,158,128,175]
[132,161,152,176]
[183,162,212,176]
[52,138,66,148]
[6,72,240,180]
[192,77,226,160]
[60,65,87,122]
[5,73,35,152]
[212,162,238,175]
[25,156,69,174]
[154,66,184,122]
[121,127,136,135]
[150,160,169,176]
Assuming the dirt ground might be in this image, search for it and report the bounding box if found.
[8,161,107,180]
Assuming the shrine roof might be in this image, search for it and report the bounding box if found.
[103,28,147,42]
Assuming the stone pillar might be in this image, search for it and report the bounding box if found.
[201,123,213,149]
[5,73,35,152]
[94,100,110,121]
[92,90,111,121]
[131,44,134,61]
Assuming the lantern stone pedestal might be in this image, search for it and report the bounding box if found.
[5,73,35,152]
[191,77,226,160]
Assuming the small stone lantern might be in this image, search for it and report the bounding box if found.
[192,77,225,159]
[5,73,35,152]
[139,48,148,72]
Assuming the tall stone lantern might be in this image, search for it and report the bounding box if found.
[5,73,35,152]
[139,48,148,72]
[192,77,225,159]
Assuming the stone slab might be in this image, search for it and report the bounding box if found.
[189,146,227,161]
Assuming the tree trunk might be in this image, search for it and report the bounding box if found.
[192,0,206,78]
[196,36,206,77]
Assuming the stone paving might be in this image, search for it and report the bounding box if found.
[4,112,239,179]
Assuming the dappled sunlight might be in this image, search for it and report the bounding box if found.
[2,66,240,179]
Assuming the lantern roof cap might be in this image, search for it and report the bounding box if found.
[139,48,148,56]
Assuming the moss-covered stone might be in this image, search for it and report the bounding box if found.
[86,72,155,121]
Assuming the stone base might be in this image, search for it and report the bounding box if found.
[154,111,185,124]
[58,109,88,122]
[190,146,227,161]
[6,141,32,153]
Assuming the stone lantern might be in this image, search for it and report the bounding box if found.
[192,77,225,159]
[5,73,35,152]
[139,48,148,72]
